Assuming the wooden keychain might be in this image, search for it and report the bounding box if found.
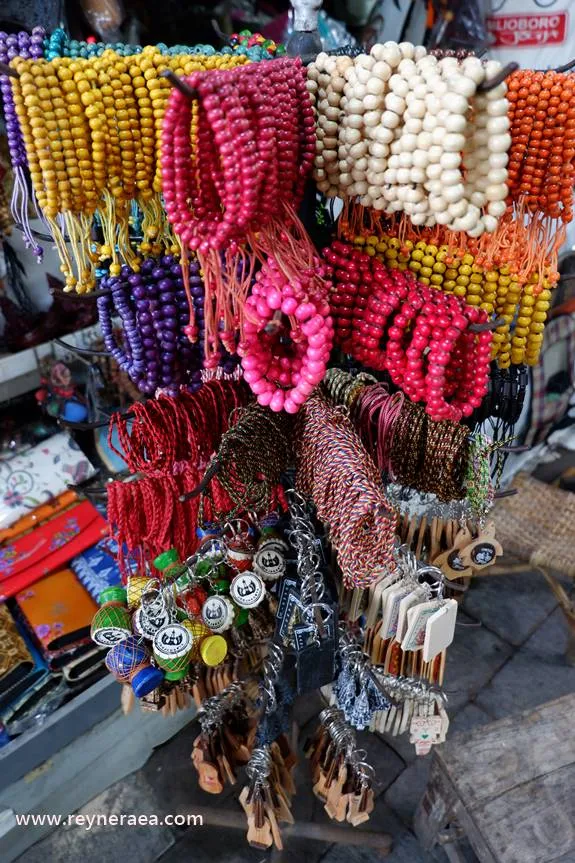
[458,521,503,572]
[432,524,475,580]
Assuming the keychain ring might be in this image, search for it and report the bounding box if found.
[302,602,333,625]
[222,518,251,540]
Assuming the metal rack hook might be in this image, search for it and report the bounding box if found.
[469,316,505,333]
[477,62,519,92]
[53,337,110,357]
[160,69,198,100]
[58,416,111,430]
[494,488,518,499]
[0,62,19,79]
[178,459,222,502]
[555,58,575,73]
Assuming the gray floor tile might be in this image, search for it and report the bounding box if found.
[157,824,266,863]
[384,756,431,829]
[462,571,557,646]
[19,772,176,863]
[475,608,575,719]
[442,612,514,713]
[384,703,493,829]
[141,718,238,811]
[449,703,495,735]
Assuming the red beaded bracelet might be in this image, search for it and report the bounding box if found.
[323,240,494,422]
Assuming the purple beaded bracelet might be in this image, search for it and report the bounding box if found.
[0,27,45,258]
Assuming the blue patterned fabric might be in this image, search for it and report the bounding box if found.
[70,539,122,602]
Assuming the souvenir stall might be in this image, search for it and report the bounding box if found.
[0,0,573,856]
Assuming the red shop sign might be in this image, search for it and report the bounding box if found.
[487,11,567,47]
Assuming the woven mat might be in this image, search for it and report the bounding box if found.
[491,472,575,578]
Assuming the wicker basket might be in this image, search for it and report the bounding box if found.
[491,472,575,578]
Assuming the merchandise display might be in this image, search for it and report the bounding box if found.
[1,17,575,854]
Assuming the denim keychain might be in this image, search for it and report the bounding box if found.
[334,645,391,729]
[295,603,337,694]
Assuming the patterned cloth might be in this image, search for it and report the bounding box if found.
[0,433,95,530]
[70,538,123,602]
[0,604,32,693]
[16,568,97,658]
[0,501,107,600]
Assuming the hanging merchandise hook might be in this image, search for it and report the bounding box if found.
[0,61,18,79]
[494,488,519,499]
[179,459,222,502]
[477,62,519,92]
[160,69,199,100]
[59,416,111,431]
[53,338,110,357]
[554,58,575,73]
[469,317,506,333]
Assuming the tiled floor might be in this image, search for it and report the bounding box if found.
[18,569,573,863]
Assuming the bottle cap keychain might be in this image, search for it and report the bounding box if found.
[200,634,229,667]
[132,582,175,638]
[132,604,172,638]
[254,544,286,581]
[153,622,194,681]
[202,595,235,633]
[230,571,265,608]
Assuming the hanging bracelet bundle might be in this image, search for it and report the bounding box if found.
[295,393,398,587]
[324,240,492,421]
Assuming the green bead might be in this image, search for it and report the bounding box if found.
[175,571,193,593]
